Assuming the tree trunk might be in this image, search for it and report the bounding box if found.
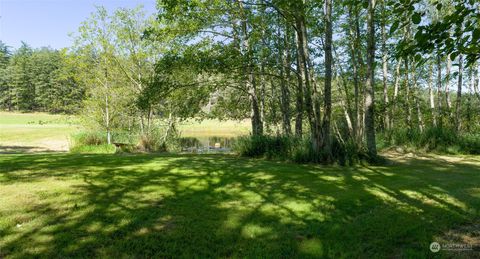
[347,6,363,145]
[294,45,304,137]
[295,15,314,129]
[404,58,412,131]
[427,62,437,127]
[295,12,317,143]
[436,55,444,127]
[105,94,111,145]
[333,45,354,137]
[238,0,263,136]
[445,54,452,111]
[474,63,480,102]
[466,66,474,131]
[365,0,377,157]
[248,71,263,136]
[390,58,402,129]
[381,1,389,131]
[455,54,463,131]
[411,64,424,132]
[279,24,292,136]
[322,0,333,159]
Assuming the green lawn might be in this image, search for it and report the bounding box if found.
[1,152,479,258]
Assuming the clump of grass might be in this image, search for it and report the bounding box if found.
[137,134,167,152]
[382,126,480,154]
[233,135,293,160]
[69,144,116,154]
[71,131,106,146]
[70,129,175,154]
[233,135,368,165]
[69,131,115,154]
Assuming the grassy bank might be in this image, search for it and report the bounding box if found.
[0,152,479,257]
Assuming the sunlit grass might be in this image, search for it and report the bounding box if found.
[0,112,79,151]
[0,153,479,257]
[177,119,250,137]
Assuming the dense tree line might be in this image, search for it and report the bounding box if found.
[0,42,84,113]
[2,0,479,160]
[146,0,479,160]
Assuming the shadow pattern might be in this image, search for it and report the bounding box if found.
[0,153,479,258]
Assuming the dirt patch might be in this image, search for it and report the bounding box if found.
[0,139,69,154]
[38,139,69,151]
[382,150,480,165]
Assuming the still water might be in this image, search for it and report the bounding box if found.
[179,136,235,153]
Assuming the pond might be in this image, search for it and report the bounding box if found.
[178,136,236,153]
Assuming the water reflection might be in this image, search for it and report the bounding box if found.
[179,136,235,153]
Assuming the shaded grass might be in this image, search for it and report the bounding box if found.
[0,153,479,258]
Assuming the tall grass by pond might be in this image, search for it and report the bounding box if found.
[233,135,369,165]
[379,127,480,154]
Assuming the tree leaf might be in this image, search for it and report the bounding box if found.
[412,13,421,24]
[390,21,399,35]
[450,51,459,61]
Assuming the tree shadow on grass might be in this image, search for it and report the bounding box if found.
[0,145,62,154]
[0,153,479,258]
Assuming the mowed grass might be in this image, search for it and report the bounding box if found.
[0,112,79,151]
[1,152,479,258]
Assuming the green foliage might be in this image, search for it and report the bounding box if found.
[393,0,479,66]
[0,42,84,113]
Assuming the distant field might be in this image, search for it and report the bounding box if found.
[0,112,79,152]
[0,112,250,153]
[178,119,250,137]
